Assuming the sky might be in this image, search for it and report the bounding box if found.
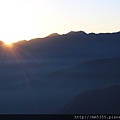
[0,0,120,43]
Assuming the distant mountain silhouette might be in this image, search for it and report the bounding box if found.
[10,31,120,58]
[58,85,120,114]
[1,31,120,57]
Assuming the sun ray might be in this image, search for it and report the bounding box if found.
[0,39,49,91]
[0,43,32,90]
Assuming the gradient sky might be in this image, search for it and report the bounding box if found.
[0,0,120,43]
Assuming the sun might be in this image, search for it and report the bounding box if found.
[2,40,14,47]
[3,40,13,45]
[4,41,12,45]
[5,42,12,46]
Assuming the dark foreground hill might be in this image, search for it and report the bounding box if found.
[58,85,120,114]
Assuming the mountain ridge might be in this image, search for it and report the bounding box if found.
[1,30,120,45]
[18,30,120,43]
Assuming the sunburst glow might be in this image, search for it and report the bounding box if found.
[4,42,12,46]
[0,0,47,43]
[3,40,13,45]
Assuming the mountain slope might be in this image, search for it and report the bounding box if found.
[58,85,120,114]
[0,56,120,113]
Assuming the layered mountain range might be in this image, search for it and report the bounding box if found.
[0,31,120,113]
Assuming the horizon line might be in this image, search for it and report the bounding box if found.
[0,30,120,44]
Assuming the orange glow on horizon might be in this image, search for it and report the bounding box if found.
[4,41,13,45]
[2,40,14,48]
